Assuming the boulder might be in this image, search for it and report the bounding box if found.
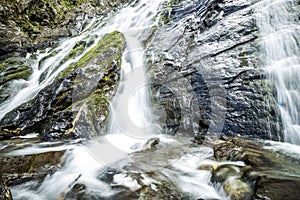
[0,57,33,104]
[213,137,300,200]
[0,31,125,140]
[211,164,254,200]
[0,150,64,186]
[255,175,300,200]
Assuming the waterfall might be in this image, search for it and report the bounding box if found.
[258,0,300,144]
[8,1,168,199]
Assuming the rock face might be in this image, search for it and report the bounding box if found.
[146,0,282,140]
[0,0,127,61]
[0,31,125,140]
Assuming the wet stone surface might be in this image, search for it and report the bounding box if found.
[146,0,282,140]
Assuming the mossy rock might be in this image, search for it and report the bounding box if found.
[0,57,32,86]
[59,30,124,79]
[0,31,125,140]
[0,0,128,60]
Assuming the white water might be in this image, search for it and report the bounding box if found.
[5,1,229,199]
[257,0,300,144]
[8,0,174,199]
[3,0,249,199]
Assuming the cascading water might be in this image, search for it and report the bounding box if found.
[257,0,300,144]
[3,1,231,199]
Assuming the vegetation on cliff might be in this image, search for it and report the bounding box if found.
[0,0,127,61]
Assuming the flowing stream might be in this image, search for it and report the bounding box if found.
[4,0,225,199]
[257,0,300,144]
[2,0,300,199]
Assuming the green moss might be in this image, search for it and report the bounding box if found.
[0,58,32,85]
[59,30,125,79]
[0,58,23,71]
[160,14,170,26]
[61,42,86,64]
[2,66,32,84]
[238,51,249,67]
[59,30,125,134]
[158,0,184,26]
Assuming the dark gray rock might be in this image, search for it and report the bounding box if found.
[141,137,160,151]
[146,0,282,140]
[0,151,64,186]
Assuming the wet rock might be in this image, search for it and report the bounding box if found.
[211,164,241,183]
[0,31,125,140]
[146,0,282,140]
[211,164,254,200]
[213,137,300,200]
[64,183,100,200]
[0,57,33,103]
[223,177,253,200]
[138,180,188,200]
[141,137,160,151]
[0,151,64,186]
[213,138,279,167]
[254,175,300,200]
[0,0,128,61]
[0,177,12,200]
[197,164,217,171]
[0,57,32,85]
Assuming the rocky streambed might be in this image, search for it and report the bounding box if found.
[1,135,300,200]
